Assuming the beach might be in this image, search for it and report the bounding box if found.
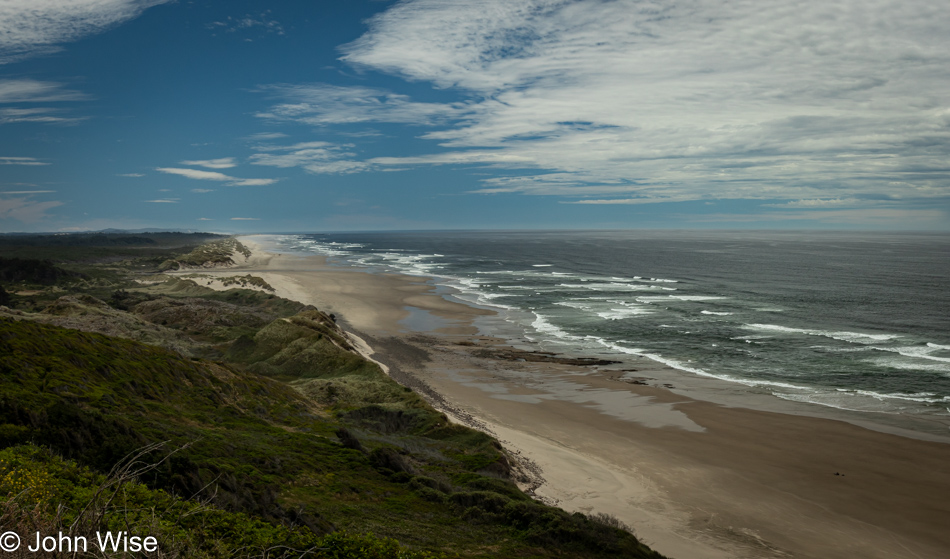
[180,235,950,559]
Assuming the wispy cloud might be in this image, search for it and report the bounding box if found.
[566,196,702,205]
[197,217,213,221]
[0,79,89,102]
[255,84,461,126]
[0,79,90,125]
[688,208,945,224]
[249,0,950,207]
[145,198,179,203]
[207,12,284,36]
[117,173,144,177]
[244,132,288,141]
[2,190,56,194]
[230,217,260,221]
[0,157,49,166]
[231,178,278,186]
[155,167,278,186]
[156,167,231,181]
[761,198,869,208]
[180,157,237,169]
[0,195,62,222]
[191,188,215,193]
[0,107,85,125]
[0,1,171,63]
[250,141,370,174]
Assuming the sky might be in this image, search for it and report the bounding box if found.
[1,0,948,233]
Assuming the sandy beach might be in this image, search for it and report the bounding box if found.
[177,235,950,559]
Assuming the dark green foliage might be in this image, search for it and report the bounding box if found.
[344,406,431,435]
[227,311,379,380]
[0,445,443,559]
[0,257,81,284]
[0,232,221,267]
[0,317,662,556]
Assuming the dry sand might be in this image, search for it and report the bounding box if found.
[181,235,950,559]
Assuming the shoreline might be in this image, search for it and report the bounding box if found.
[175,234,950,559]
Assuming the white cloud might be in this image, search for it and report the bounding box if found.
[0,80,89,125]
[250,142,370,175]
[0,195,62,222]
[155,167,277,186]
[0,157,48,166]
[0,107,86,125]
[689,208,944,224]
[0,0,170,63]
[567,196,703,205]
[230,217,260,221]
[1,190,56,194]
[0,79,89,102]
[197,217,213,221]
[156,167,232,181]
[230,178,278,186]
[180,157,237,169]
[762,198,868,208]
[245,132,288,141]
[255,84,461,126]
[117,173,144,177]
[250,0,950,205]
[145,199,178,203]
[191,188,215,193]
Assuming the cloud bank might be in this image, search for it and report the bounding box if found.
[259,0,950,208]
[0,0,170,63]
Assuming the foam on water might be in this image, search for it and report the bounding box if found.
[871,346,950,363]
[596,308,653,320]
[746,324,903,344]
[866,357,950,373]
[529,314,584,342]
[270,232,950,428]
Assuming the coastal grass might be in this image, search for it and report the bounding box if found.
[0,317,661,556]
[0,235,664,557]
[0,444,444,558]
[160,238,252,271]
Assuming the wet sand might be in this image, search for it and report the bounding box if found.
[184,235,950,559]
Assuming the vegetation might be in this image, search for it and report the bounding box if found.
[0,444,442,558]
[160,238,253,270]
[0,233,663,558]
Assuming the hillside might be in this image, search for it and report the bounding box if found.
[0,234,663,558]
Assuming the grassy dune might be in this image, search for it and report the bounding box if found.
[0,234,663,558]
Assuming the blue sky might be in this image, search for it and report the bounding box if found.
[1,0,948,232]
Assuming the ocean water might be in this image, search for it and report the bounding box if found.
[272,230,950,425]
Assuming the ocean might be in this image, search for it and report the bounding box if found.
[270,230,950,433]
